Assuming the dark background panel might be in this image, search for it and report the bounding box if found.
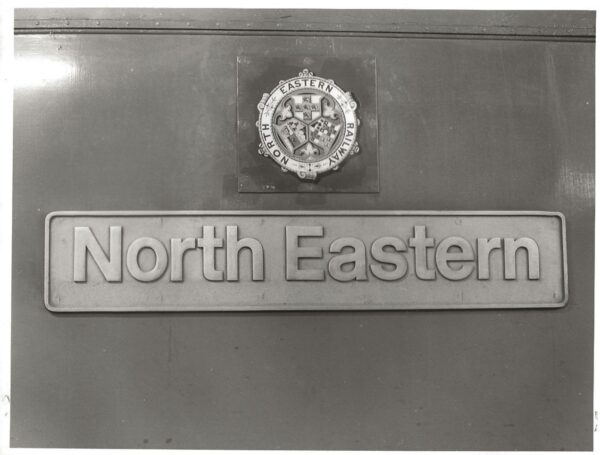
[12,14,594,450]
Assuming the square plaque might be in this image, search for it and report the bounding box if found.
[237,56,379,192]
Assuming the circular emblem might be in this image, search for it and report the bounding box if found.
[256,69,360,181]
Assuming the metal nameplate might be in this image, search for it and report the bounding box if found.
[45,211,567,312]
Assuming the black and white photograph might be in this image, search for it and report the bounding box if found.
[0,1,596,453]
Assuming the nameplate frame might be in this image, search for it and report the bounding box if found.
[44,211,568,312]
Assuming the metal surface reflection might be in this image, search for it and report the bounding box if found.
[14,56,76,89]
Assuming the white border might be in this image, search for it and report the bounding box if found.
[0,3,14,455]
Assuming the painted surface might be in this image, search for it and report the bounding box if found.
[12,20,594,450]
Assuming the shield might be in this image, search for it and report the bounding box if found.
[292,94,323,122]
[276,119,308,151]
[309,117,342,152]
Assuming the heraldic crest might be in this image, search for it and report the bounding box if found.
[256,69,360,181]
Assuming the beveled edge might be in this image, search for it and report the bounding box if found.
[44,211,54,312]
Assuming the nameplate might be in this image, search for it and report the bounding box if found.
[45,211,567,311]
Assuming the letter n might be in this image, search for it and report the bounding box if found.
[73,226,122,282]
[503,237,540,280]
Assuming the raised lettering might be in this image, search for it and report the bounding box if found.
[286,225,325,281]
[126,237,168,282]
[328,237,367,282]
[226,225,264,281]
[504,238,540,280]
[409,226,436,280]
[370,236,408,281]
[73,226,122,282]
[170,238,196,282]
[197,225,224,281]
[435,237,475,281]
[477,237,502,280]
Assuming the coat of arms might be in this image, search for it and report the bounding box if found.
[256,69,360,181]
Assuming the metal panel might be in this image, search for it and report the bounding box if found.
[12,9,594,451]
[14,9,596,38]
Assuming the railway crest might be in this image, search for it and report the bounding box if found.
[257,69,359,181]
